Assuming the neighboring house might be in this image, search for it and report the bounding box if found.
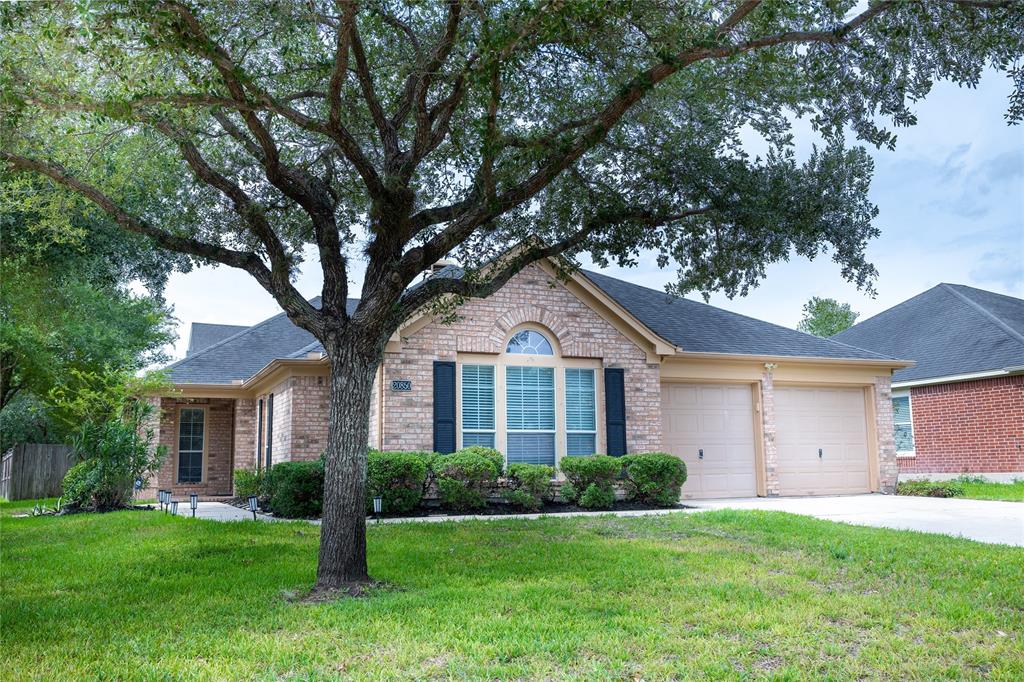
[148,260,910,500]
[833,284,1024,481]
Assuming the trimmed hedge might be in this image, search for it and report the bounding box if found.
[455,445,504,476]
[366,449,430,514]
[896,479,966,498]
[265,460,324,518]
[434,449,500,511]
[621,453,687,506]
[559,455,621,509]
[504,463,554,511]
[233,468,264,499]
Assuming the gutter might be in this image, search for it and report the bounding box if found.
[893,365,1024,389]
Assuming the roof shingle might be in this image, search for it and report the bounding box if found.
[831,283,1024,382]
[582,271,893,360]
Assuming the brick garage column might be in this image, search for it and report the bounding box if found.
[760,369,780,496]
[873,375,898,493]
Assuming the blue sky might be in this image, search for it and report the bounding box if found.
[159,69,1023,358]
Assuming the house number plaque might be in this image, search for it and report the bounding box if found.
[390,380,413,392]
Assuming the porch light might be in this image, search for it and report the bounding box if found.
[372,496,383,523]
[247,495,259,521]
[170,500,179,516]
[190,493,198,518]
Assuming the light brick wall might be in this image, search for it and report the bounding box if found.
[901,375,1024,474]
[287,375,331,460]
[152,397,235,497]
[269,380,293,465]
[380,264,660,454]
[233,398,256,472]
[873,376,898,493]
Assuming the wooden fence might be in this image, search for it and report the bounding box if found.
[0,444,74,501]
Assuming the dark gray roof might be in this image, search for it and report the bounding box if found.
[832,283,1024,383]
[165,298,358,384]
[186,323,249,356]
[582,270,894,360]
[164,269,902,385]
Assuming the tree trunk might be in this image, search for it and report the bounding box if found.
[313,340,379,593]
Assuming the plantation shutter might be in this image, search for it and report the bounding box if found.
[461,364,495,447]
[565,368,597,456]
[433,361,457,453]
[506,366,556,465]
[604,368,627,456]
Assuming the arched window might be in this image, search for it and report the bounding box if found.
[505,329,554,355]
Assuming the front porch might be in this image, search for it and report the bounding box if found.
[149,396,252,498]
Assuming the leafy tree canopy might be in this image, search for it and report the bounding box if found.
[2,1,1020,346]
[797,296,859,337]
[0,262,175,446]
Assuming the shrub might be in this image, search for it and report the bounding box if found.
[455,445,504,476]
[503,463,554,511]
[65,399,166,510]
[366,450,430,514]
[265,460,324,518]
[233,468,264,499]
[433,451,499,511]
[62,460,97,507]
[559,455,621,505]
[897,479,966,498]
[578,482,616,510]
[621,453,687,507]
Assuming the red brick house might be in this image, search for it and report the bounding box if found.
[834,284,1024,481]
[148,261,911,499]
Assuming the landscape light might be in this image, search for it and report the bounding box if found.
[247,495,258,521]
[372,496,383,522]
[190,493,198,518]
[170,500,178,516]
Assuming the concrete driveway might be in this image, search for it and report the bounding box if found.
[691,494,1024,547]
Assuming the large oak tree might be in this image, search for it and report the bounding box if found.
[1,0,1020,594]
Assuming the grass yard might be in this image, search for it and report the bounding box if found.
[959,479,1024,502]
[2,507,1022,680]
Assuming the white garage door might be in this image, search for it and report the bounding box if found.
[774,386,870,496]
[661,383,757,499]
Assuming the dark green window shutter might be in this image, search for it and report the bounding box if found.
[604,368,627,456]
[433,361,457,453]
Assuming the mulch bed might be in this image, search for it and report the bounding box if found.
[223,496,692,520]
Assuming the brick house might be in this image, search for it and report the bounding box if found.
[149,260,911,499]
[833,284,1024,481]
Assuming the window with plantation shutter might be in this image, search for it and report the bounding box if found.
[892,394,915,454]
[565,368,596,456]
[461,364,495,448]
[506,366,556,465]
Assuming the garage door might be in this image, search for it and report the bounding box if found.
[661,383,757,499]
[774,386,870,496]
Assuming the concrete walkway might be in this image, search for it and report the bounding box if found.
[690,494,1024,547]
[172,495,1023,547]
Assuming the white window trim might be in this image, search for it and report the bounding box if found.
[565,367,598,456]
[892,389,916,458]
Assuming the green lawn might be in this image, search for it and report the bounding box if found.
[2,509,1022,680]
[959,479,1024,502]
